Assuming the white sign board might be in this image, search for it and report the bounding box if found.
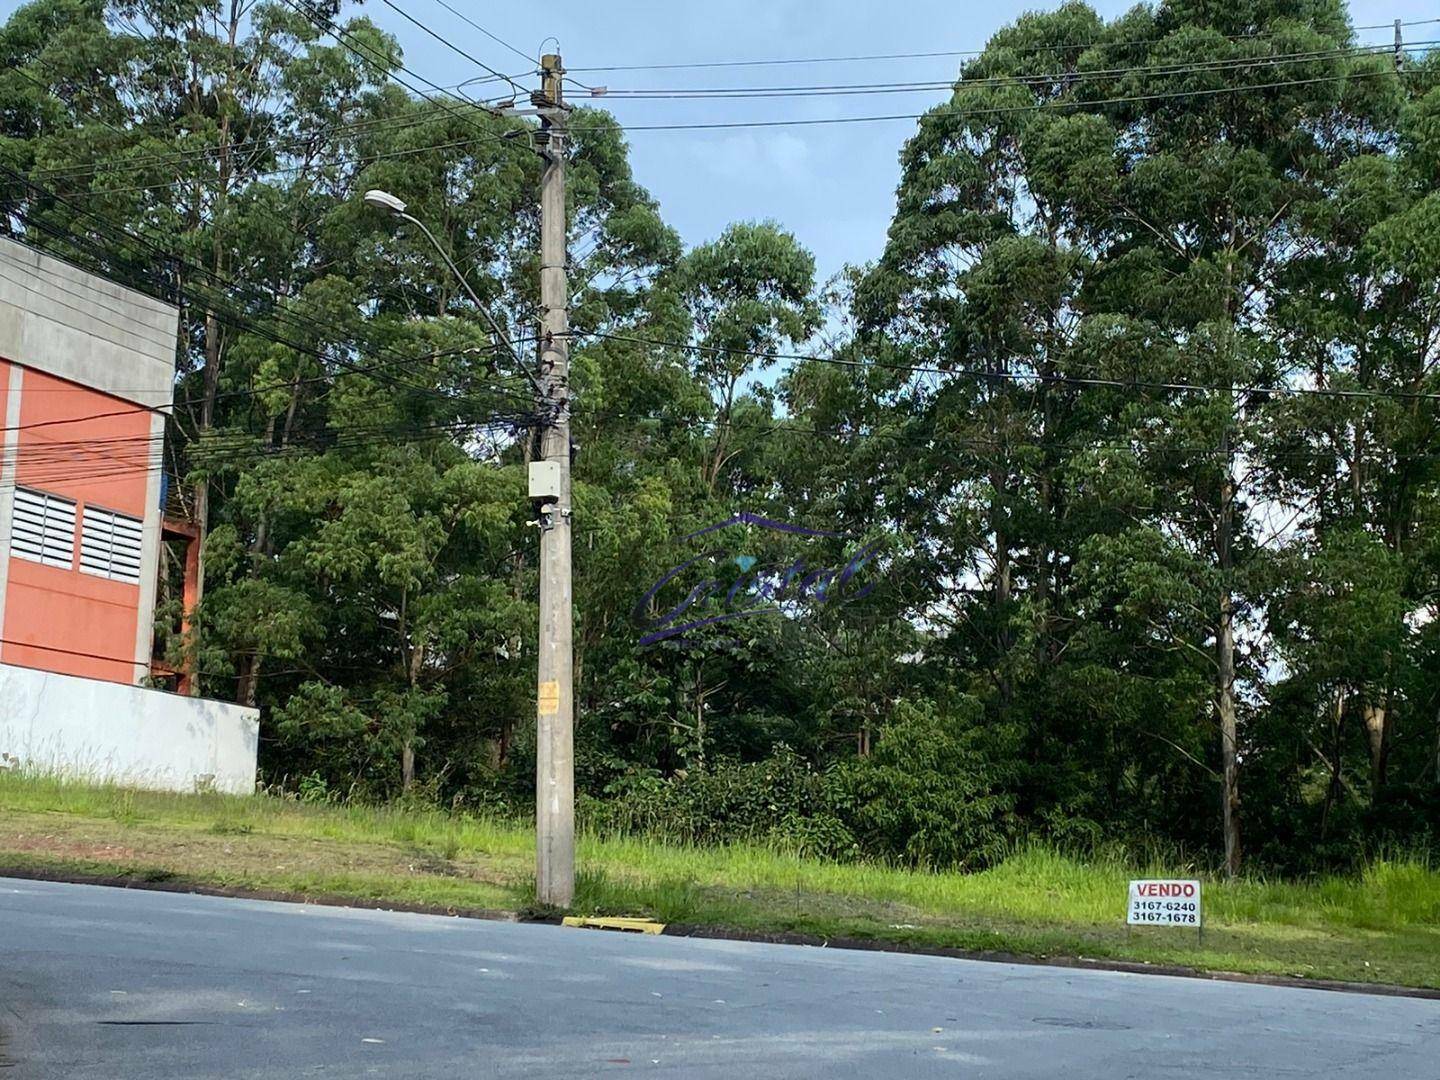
[1127,879,1202,927]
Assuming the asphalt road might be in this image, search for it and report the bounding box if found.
[1,878,1436,1078]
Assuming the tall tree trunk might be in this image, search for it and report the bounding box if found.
[1362,698,1390,799]
[989,428,1013,707]
[1217,435,1242,878]
[1319,689,1346,838]
[1433,699,1440,788]
[188,5,240,695]
[1215,240,1244,879]
[189,309,223,695]
[704,375,739,493]
[694,669,706,772]
[233,382,299,708]
[401,742,416,791]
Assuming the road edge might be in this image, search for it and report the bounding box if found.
[4,864,1437,1002]
[0,863,519,924]
[659,923,1440,1001]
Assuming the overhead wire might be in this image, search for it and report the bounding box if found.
[275,0,535,173]
[426,0,541,68]
[6,14,1432,484]
[565,67,1416,133]
[23,101,514,184]
[2,186,543,429]
[5,62,550,432]
[0,414,524,485]
[378,0,528,96]
[566,17,1440,72]
[16,39,1425,200]
[570,329,1440,405]
[589,42,1428,99]
[33,130,533,201]
[0,231,540,412]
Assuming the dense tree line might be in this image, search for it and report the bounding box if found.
[1,0,1436,873]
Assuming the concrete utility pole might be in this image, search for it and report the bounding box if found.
[532,53,574,907]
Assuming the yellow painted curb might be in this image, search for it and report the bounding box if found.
[561,916,666,935]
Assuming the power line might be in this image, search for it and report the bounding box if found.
[2,197,541,437]
[0,336,534,441]
[567,68,1408,133]
[573,329,1440,405]
[19,45,1419,199]
[27,130,529,202]
[276,0,534,171]
[589,42,1427,99]
[24,101,509,183]
[0,413,521,477]
[427,0,539,68]
[3,170,540,421]
[0,410,532,497]
[9,52,546,415]
[0,638,169,670]
[567,17,1440,72]
[379,0,527,96]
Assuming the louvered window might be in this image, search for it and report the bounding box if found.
[80,505,143,585]
[10,487,76,568]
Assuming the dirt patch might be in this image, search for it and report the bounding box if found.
[0,863,521,923]
[2,832,138,862]
[0,811,519,906]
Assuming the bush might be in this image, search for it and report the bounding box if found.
[581,699,1021,870]
[827,698,1018,869]
[583,744,854,855]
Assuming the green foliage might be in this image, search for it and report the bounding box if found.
[583,745,857,859]
[829,700,1019,869]
[1,0,1437,876]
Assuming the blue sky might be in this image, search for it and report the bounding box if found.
[3,0,1432,283]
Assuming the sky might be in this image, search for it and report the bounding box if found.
[1,0,1433,283]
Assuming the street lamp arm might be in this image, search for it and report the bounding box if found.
[394,210,545,397]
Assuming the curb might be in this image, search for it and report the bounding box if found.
[659,923,1440,1001]
[0,864,519,924]
[3,865,1437,1002]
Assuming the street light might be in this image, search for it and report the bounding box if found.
[362,188,532,387]
[362,189,408,215]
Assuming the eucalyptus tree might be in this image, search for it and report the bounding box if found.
[1263,46,1440,814]
[848,0,1407,871]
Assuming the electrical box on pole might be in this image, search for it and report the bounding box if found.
[528,460,562,501]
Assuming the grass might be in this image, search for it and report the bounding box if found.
[1,770,1437,990]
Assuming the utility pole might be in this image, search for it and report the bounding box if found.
[532,53,574,907]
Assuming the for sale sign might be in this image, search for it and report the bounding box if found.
[1127,879,1202,927]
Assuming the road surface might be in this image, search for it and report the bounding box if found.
[0,877,1435,1077]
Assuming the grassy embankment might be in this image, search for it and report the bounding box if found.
[1,771,1436,989]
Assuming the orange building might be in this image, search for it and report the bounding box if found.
[0,237,177,686]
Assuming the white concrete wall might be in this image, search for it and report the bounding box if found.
[0,237,177,410]
[0,663,258,795]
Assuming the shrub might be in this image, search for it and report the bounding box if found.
[584,745,846,851]
[582,699,1020,870]
[827,698,1018,869]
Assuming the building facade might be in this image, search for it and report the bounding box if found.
[0,237,258,794]
[0,236,173,684]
